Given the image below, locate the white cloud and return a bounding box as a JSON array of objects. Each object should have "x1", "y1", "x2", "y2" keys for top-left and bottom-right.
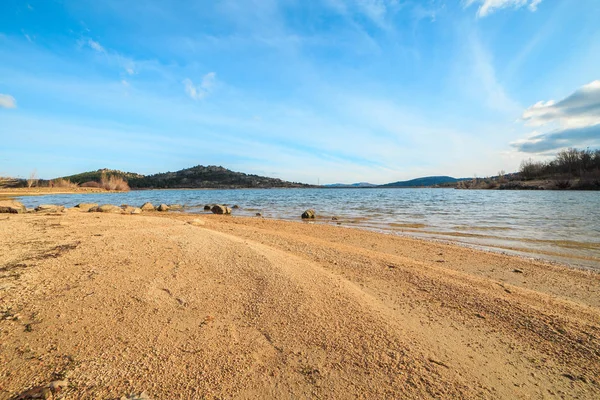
[
  {"x1": 512, "y1": 80, "x2": 600, "y2": 153},
  {"x1": 0, "y1": 94, "x2": 17, "y2": 109},
  {"x1": 183, "y1": 72, "x2": 217, "y2": 100},
  {"x1": 528, "y1": 0, "x2": 542, "y2": 11},
  {"x1": 465, "y1": 0, "x2": 543, "y2": 17},
  {"x1": 521, "y1": 80, "x2": 600, "y2": 129}
]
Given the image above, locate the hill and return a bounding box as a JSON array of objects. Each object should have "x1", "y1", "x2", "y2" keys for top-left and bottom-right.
[
  {"x1": 128, "y1": 165, "x2": 311, "y2": 189},
  {"x1": 59, "y1": 169, "x2": 144, "y2": 184},
  {"x1": 381, "y1": 176, "x2": 462, "y2": 187}
]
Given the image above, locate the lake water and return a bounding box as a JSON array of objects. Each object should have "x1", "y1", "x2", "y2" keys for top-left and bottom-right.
[{"x1": 16, "y1": 188, "x2": 600, "y2": 269}]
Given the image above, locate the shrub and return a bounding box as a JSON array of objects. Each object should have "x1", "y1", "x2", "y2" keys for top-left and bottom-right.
[
  {"x1": 99, "y1": 172, "x2": 130, "y2": 191},
  {"x1": 50, "y1": 178, "x2": 79, "y2": 188}
]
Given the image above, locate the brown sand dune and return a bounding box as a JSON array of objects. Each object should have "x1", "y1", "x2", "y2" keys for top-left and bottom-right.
[{"x1": 1, "y1": 211, "x2": 599, "y2": 399}]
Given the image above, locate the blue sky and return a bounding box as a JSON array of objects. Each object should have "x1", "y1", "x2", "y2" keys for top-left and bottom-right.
[{"x1": 1, "y1": 0, "x2": 599, "y2": 184}]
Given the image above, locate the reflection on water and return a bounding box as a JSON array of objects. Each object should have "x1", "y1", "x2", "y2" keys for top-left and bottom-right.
[{"x1": 17, "y1": 188, "x2": 600, "y2": 269}]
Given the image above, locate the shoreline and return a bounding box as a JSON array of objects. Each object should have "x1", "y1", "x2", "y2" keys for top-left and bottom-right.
[
  {"x1": 0, "y1": 187, "x2": 117, "y2": 199},
  {"x1": 4, "y1": 189, "x2": 599, "y2": 271},
  {"x1": 1, "y1": 210, "x2": 599, "y2": 398}
]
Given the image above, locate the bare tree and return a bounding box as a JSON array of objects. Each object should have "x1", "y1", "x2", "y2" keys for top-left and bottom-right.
[{"x1": 27, "y1": 169, "x2": 38, "y2": 188}]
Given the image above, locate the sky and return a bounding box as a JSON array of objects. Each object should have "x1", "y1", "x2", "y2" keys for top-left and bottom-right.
[{"x1": 0, "y1": 0, "x2": 599, "y2": 184}]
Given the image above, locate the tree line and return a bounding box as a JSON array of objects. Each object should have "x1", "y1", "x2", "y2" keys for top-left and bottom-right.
[{"x1": 519, "y1": 148, "x2": 600, "y2": 181}]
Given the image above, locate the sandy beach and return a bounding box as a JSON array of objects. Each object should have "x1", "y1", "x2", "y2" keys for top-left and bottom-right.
[
  {"x1": 1, "y1": 209, "x2": 599, "y2": 399},
  {"x1": 0, "y1": 188, "x2": 114, "y2": 200}
]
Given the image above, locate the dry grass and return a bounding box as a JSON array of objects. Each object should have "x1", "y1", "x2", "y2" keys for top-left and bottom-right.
[
  {"x1": 50, "y1": 178, "x2": 79, "y2": 189},
  {"x1": 99, "y1": 172, "x2": 130, "y2": 191}
]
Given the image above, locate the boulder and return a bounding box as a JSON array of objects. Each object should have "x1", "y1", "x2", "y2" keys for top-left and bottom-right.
[
  {"x1": 157, "y1": 204, "x2": 170, "y2": 212},
  {"x1": 301, "y1": 209, "x2": 316, "y2": 219},
  {"x1": 203, "y1": 205, "x2": 211, "y2": 211},
  {"x1": 256, "y1": 212, "x2": 262, "y2": 217},
  {"x1": 75, "y1": 203, "x2": 98, "y2": 211},
  {"x1": 232, "y1": 205, "x2": 240, "y2": 209},
  {"x1": 140, "y1": 202, "x2": 155, "y2": 211},
  {"x1": 121, "y1": 205, "x2": 136, "y2": 213},
  {"x1": 0, "y1": 200, "x2": 26, "y2": 214},
  {"x1": 35, "y1": 204, "x2": 65, "y2": 213},
  {"x1": 211, "y1": 204, "x2": 231, "y2": 215},
  {"x1": 130, "y1": 208, "x2": 143, "y2": 214},
  {"x1": 169, "y1": 204, "x2": 183, "y2": 211},
  {"x1": 92, "y1": 204, "x2": 123, "y2": 213}
]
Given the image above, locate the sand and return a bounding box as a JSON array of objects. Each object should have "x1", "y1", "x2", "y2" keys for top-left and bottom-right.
[{"x1": 1, "y1": 210, "x2": 599, "y2": 399}]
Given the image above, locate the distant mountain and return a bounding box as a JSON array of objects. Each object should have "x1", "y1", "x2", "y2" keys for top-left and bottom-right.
[
  {"x1": 381, "y1": 176, "x2": 462, "y2": 187},
  {"x1": 324, "y1": 182, "x2": 378, "y2": 188},
  {"x1": 128, "y1": 165, "x2": 312, "y2": 189}
]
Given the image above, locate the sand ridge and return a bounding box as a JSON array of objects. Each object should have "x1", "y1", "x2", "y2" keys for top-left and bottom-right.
[{"x1": 1, "y1": 210, "x2": 599, "y2": 399}]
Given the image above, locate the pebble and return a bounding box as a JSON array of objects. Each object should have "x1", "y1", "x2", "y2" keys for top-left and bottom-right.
[
  {"x1": 49, "y1": 380, "x2": 68, "y2": 391},
  {"x1": 121, "y1": 392, "x2": 151, "y2": 400}
]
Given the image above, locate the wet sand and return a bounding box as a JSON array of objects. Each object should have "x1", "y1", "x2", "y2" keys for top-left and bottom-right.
[{"x1": 1, "y1": 210, "x2": 599, "y2": 399}]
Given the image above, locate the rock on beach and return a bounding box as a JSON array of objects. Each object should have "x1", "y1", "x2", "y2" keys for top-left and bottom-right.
[
  {"x1": 211, "y1": 204, "x2": 231, "y2": 215},
  {"x1": 35, "y1": 204, "x2": 65, "y2": 213},
  {"x1": 140, "y1": 202, "x2": 155, "y2": 211},
  {"x1": 75, "y1": 203, "x2": 98, "y2": 211},
  {"x1": 0, "y1": 200, "x2": 26, "y2": 214},
  {"x1": 302, "y1": 209, "x2": 316, "y2": 219},
  {"x1": 90, "y1": 204, "x2": 123, "y2": 213}
]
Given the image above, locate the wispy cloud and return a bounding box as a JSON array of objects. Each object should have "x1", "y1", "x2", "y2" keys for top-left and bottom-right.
[
  {"x1": 512, "y1": 80, "x2": 600, "y2": 153},
  {"x1": 86, "y1": 39, "x2": 105, "y2": 53},
  {"x1": 465, "y1": 0, "x2": 543, "y2": 18},
  {"x1": 0, "y1": 94, "x2": 17, "y2": 109},
  {"x1": 466, "y1": 33, "x2": 521, "y2": 113},
  {"x1": 183, "y1": 72, "x2": 217, "y2": 100},
  {"x1": 325, "y1": 0, "x2": 402, "y2": 29}
]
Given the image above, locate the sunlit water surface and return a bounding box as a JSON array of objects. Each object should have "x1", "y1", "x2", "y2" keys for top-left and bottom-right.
[{"x1": 17, "y1": 188, "x2": 600, "y2": 269}]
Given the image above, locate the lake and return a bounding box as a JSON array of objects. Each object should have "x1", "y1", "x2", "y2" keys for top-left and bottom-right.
[{"x1": 16, "y1": 188, "x2": 600, "y2": 269}]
